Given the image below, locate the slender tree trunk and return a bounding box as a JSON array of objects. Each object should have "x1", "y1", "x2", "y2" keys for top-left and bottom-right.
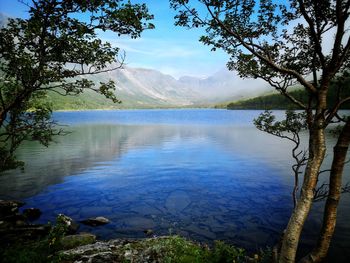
[
  {"x1": 300, "y1": 119, "x2": 350, "y2": 263},
  {"x1": 279, "y1": 122, "x2": 327, "y2": 262}
]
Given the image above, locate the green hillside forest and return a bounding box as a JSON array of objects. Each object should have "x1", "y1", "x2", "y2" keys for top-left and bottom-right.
[
  {"x1": 47, "y1": 89, "x2": 118, "y2": 110},
  {"x1": 226, "y1": 77, "x2": 350, "y2": 110},
  {"x1": 46, "y1": 89, "x2": 176, "y2": 110}
]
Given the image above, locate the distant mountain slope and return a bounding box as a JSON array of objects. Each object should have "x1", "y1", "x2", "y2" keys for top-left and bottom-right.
[
  {"x1": 47, "y1": 67, "x2": 270, "y2": 110},
  {"x1": 179, "y1": 69, "x2": 268, "y2": 103},
  {"x1": 46, "y1": 67, "x2": 198, "y2": 110},
  {"x1": 0, "y1": 12, "x2": 269, "y2": 109},
  {"x1": 104, "y1": 67, "x2": 198, "y2": 107},
  {"x1": 47, "y1": 89, "x2": 117, "y2": 110}
]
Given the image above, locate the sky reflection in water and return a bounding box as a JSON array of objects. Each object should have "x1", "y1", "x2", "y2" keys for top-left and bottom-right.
[{"x1": 0, "y1": 109, "x2": 349, "y2": 260}]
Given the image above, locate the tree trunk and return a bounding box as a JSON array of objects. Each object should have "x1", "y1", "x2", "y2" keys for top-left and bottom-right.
[
  {"x1": 279, "y1": 123, "x2": 326, "y2": 263},
  {"x1": 300, "y1": 119, "x2": 350, "y2": 263}
]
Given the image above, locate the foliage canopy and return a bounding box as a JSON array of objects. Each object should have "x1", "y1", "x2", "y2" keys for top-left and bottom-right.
[
  {"x1": 0, "y1": 0, "x2": 154, "y2": 171},
  {"x1": 171, "y1": 0, "x2": 350, "y2": 262}
]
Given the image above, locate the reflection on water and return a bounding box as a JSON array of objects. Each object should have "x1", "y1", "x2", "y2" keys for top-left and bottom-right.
[
  {"x1": 0, "y1": 124, "x2": 293, "y2": 200},
  {"x1": 0, "y1": 109, "x2": 349, "y2": 261}
]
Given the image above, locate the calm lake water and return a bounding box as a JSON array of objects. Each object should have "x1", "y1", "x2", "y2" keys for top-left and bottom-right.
[{"x1": 0, "y1": 109, "x2": 349, "y2": 260}]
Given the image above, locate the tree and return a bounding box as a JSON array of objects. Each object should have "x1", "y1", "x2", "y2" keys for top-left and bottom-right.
[
  {"x1": 0, "y1": 0, "x2": 154, "y2": 172},
  {"x1": 170, "y1": 0, "x2": 350, "y2": 262}
]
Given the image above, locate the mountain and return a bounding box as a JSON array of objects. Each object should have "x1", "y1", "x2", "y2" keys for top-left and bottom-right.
[
  {"x1": 48, "y1": 66, "x2": 269, "y2": 110},
  {"x1": 0, "y1": 12, "x2": 269, "y2": 109},
  {"x1": 179, "y1": 68, "x2": 268, "y2": 103},
  {"x1": 103, "y1": 67, "x2": 198, "y2": 107}
]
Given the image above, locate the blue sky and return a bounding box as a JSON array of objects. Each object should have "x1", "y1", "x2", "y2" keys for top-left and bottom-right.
[{"x1": 0, "y1": 0, "x2": 229, "y2": 78}]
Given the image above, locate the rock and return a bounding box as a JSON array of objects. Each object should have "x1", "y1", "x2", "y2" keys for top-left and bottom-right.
[
  {"x1": 143, "y1": 229, "x2": 154, "y2": 236},
  {"x1": 60, "y1": 233, "x2": 96, "y2": 250},
  {"x1": 0, "y1": 225, "x2": 51, "y2": 245},
  {"x1": 124, "y1": 250, "x2": 133, "y2": 260},
  {"x1": 23, "y1": 208, "x2": 42, "y2": 221},
  {"x1": 60, "y1": 236, "x2": 194, "y2": 263},
  {"x1": 60, "y1": 239, "x2": 133, "y2": 263},
  {"x1": 0, "y1": 213, "x2": 27, "y2": 228},
  {"x1": 0, "y1": 200, "x2": 25, "y2": 219},
  {"x1": 62, "y1": 241, "x2": 110, "y2": 256},
  {"x1": 80, "y1": 216, "x2": 110, "y2": 227},
  {"x1": 15, "y1": 225, "x2": 51, "y2": 238},
  {"x1": 15, "y1": 218, "x2": 27, "y2": 227},
  {"x1": 80, "y1": 252, "x2": 118, "y2": 263},
  {"x1": 0, "y1": 220, "x2": 9, "y2": 228},
  {"x1": 57, "y1": 214, "x2": 79, "y2": 234}
]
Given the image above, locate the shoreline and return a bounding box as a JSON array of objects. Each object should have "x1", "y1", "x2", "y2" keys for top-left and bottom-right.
[
  {"x1": 0, "y1": 199, "x2": 266, "y2": 262},
  {"x1": 53, "y1": 106, "x2": 216, "y2": 112}
]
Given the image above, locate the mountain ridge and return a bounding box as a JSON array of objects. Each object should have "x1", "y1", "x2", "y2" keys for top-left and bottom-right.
[
  {"x1": 47, "y1": 66, "x2": 270, "y2": 110},
  {"x1": 0, "y1": 12, "x2": 269, "y2": 109}
]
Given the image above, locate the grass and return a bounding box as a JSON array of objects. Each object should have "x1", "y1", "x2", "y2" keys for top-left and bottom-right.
[
  {"x1": 60, "y1": 235, "x2": 272, "y2": 263},
  {"x1": 0, "y1": 214, "x2": 272, "y2": 263},
  {"x1": 1, "y1": 235, "x2": 273, "y2": 263}
]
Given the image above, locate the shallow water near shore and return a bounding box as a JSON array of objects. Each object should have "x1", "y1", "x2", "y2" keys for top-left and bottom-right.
[{"x1": 0, "y1": 109, "x2": 349, "y2": 261}]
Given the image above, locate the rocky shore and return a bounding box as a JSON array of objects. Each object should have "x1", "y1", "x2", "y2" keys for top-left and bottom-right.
[
  {"x1": 0, "y1": 199, "x2": 269, "y2": 262},
  {"x1": 0, "y1": 200, "x2": 108, "y2": 245}
]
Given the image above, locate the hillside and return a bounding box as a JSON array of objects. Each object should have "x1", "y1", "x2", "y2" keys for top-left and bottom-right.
[
  {"x1": 45, "y1": 67, "x2": 269, "y2": 110},
  {"x1": 1, "y1": 13, "x2": 269, "y2": 110},
  {"x1": 226, "y1": 78, "x2": 350, "y2": 110}
]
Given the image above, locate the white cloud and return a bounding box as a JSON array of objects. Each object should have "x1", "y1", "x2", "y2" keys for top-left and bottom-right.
[
  {"x1": 108, "y1": 37, "x2": 201, "y2": 59},
  {"x1": 98, "y1": 34, "x2": 229, "y2": 78}
]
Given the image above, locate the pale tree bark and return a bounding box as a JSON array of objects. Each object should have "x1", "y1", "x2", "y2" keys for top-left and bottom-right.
[
  {"x1": 300, "y1": 119, "x2": 350, "y2": 263},
  {"x1": 279, "y1": 124, "x2": 327, "y2": 263},
  {"x1": 170, "y1": 1, "x2": 350, "y2": 262}
]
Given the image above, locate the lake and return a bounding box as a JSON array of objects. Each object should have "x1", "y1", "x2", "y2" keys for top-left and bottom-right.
[{"x1": 0, "y1": 109, "x2": 349, "y2": 261}]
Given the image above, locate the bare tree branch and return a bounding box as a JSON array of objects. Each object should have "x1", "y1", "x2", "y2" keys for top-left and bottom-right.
[
  {"x1": 202, "y1": 1, "x2": 318, "y2": 94},
  {"x1": 326, "y1": 96, "x2": 350, "y2": 124},
  {"x1": 297, "y1": 0, "x2": 326, "y2": 68},
  {"x1": 314, "y1": 182, "x2": 350, "y2": 202}
]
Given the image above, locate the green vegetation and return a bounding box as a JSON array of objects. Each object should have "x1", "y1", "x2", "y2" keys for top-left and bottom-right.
[
  {"x1": 227, "y1": 89, "x2": 305, "y2": 110},
  {"x1": 125, "y1": 237, "x2": 247, "y2": 263},
  {"x1": 1, "y1": 211, "x2": 271, "y2": 263},
  {"x1": 0, "y1": 0, "x2": 153, "y2": 171},
  {"x1": 1, "y1": 217, "x2": 68, "y2": 263},
  {"x1": 47, "y1": 91, "x2": 178, "y2": 110},
  {"x1": 226, "y1": 78, "x2": 350, "y2": 110},
  {"x1": 1, "y1": 233, "x2": 272, "y2": 263},
  {"x1": 47, "y1": 90, "x2": 118, "y2": 111},
  {"x1": 171, "y1": 1, "x2": 350, "y2": 262}
]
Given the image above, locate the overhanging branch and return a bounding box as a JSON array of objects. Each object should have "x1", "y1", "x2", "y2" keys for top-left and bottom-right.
[
  {"x1": 326, "y1": 96, "x2": 350, "y2": 124},
  {"x1": 203, "y1": 1, "x2": 317, "y2": 94}
]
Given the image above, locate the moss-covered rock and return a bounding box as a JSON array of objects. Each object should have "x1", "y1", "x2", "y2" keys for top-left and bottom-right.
[
  {"x1": 60, "y1": 233, "x2": 96, "y2": 250},
  {"x1": 0, "y1": 200, "x2": 25, "y2": 219},
  {"x1": 23, "y1": 208, "x2": 42, "y2": 221},
  {"x1": 2, "y1": 234, "x2": 272, "y2": 263},
  {"x1": 59, "y1": 236, "x2": 261, "y2": 263},
  {"x1": 79, "y1": 216, "x2": 110, "y2": 227}
]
